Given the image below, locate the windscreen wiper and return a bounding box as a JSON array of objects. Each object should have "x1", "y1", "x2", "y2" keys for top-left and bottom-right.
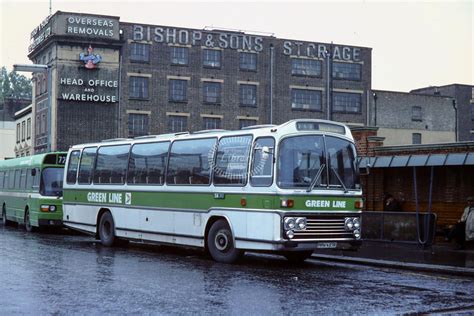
[
  {"x1": 306, "y1": 164, "x2": 326, "y2": 192},
  {"x1": 330, "y1": 166, "x2": 348, "y2": 193}
]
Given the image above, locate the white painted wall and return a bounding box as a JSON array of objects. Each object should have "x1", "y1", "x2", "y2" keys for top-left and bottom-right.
[{"x1": 0, "y1": 121, "x2": 16, "y2": 160}]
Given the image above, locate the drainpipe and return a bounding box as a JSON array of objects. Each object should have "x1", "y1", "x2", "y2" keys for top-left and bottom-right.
[
  {"x1": 452, "y1": 99, "x2": 457, "y2": 142},
  {"x1": 269, "y1": 44, "x2": 274, "y2": 124},
  {"x1": 373, "y1": 92, "x2": 378, "y2": 126}
]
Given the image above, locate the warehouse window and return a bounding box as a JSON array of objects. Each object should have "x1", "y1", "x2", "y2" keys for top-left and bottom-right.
[
  {"x1": 240, "y1": 84, "x2": 257, "y2": 107},
  {"x1": 203, "y1": 49, "x2": 221, "y2": 68},
  {"x1": 333, "y1": 92, "x2": 361, "y2": 113},
  {"x1": 21, "y1": 121, "x2": 25, "y2": 142},
  {"x1": 471, "y1": 104, "x2": 474, "y2": 121},
  {"x1": 129, "y1": 76, "x2": 149, "y2": 99},
  {"x1": 171, "y1": 47, "x2": 189, "y2": 65},
  {"x1": 203, "y1": 117, "x2": 221, "y2": 130},
  {"x1": 412, "y1": 133, "x2": 422, "y2": 144},
  {"x1": 292, "y1": 58, "x2": 321, "y2": 77},
  {"x1": 412, "y1": 106, "x2": 423, "y2": 121},
  {"x1": 16, "y1": 124, "x2": 20, "y2": 143},
  {"x1": 203, "y1": 82, "x2": 222, "y2": 104},
  {"x1": 332, "y1": 62, "x2": 361, "y2": 80},
  {"x1": 41, "y1": 114, "x2": 46, "y2": 134},
  {"x1": 168, "y1": 115, "x2": 187, "y2": 133},
  {"x1": 128, "y1": 113, "x2": 149, "y2": 138},
  {"x1": 291, "y1": 89, "x2": 322, "y2": 111},
  {"x1": 130, "y1": 43, "x2": 150, "y2": 62},
  {"x1": 169, "y1": 79, "x2": 187, "y2": 102},
  {"x1": 239, "y1": 119, "x2": 257, "y2": 129},
  {"x1": 27, "y1": 118, "x2": 31, "y2": 139},
  {"x1": 240, "y1": 52, "x2": 257, "y2": 71}
]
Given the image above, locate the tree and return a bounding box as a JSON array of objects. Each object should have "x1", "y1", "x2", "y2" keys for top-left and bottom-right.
[{"x1": 0, "y1": 66, "x2": 32, "y2": 102}]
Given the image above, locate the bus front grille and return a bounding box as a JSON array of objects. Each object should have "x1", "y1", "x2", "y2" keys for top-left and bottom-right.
[{"x1": 292, "y1": 215, "x2": 358, "y2": 241}]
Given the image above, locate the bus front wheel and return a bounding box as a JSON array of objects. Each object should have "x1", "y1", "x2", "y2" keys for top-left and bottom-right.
[
  {"x1": 24, "y1": 209, "x2": 35, "y2": 232},
  {"x1": 99, "y1": 212, "x2": 116, "y2": 247},
  {"x1": 207, "y1": 219, "x2": 243, "y2": 264}
]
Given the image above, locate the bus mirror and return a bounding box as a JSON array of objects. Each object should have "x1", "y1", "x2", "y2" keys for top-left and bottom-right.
[
  {"x1": 261, "y1": 146, "x2": 269, "y2": 159},
  {"x1": 31, "y1": 169, "x2": 36, "y2": 177},
  {"x1": 360, "y1": 164, "x2": 371, "y2": 176}
]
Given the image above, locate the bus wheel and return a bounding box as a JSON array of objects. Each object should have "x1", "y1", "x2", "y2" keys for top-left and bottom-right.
[
  {"x1": 24, "y1": 209, "x2": 35, "y2": 232},
  {"x1": 2, "y1": 205, "x2": 11, "y2": 226},
  {"x1": 207, "y1": 219, "x2": 243, "y2": 263},
  {"x1": 283, "y1": 251, "x2": 313, "y2": 263},
  {"x1": 99, "y1": 212, "x2": 116, "y2": 247}
]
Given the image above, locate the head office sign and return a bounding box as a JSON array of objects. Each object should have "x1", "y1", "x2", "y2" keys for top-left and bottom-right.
[{"x1": 58, "y1": 49, "x2": 118, "y2": 104}]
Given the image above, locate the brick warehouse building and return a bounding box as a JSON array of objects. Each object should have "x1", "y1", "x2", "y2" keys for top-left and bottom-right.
[{"x1": 27, "y1": 11, "x2": 371, "y2": 152}]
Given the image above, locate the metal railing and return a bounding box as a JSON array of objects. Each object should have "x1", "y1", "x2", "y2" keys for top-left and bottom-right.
[{"x1": 361, "y1": 211, "x2": 437, "y2": 246}]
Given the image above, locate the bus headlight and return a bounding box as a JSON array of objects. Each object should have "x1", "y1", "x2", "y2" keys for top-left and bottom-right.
[
  {"x1": 41, "y1": 205, "x2": 56, "y2": 212},
  {"x1": 353, "y1": 218, "x2": 360, "y2": 229},
  {"x1": 284, "y1": 217, "x2": 296, "y2": 230},
  {"x1": 344, "y1": 218, "x2": 354, "y2": 230},
  {"x1": 295, "y1": 217, "x2": 307, "y2": 230},
  {"x1": 354, "y1": 229, "x2": 361, "y2": 240},
  {"x1": 286, "y1": 230, "x2": 295, "y2": 239}
]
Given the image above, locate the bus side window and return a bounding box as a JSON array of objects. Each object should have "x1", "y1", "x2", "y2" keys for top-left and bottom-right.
[
  {"x1": 214, "y1": 135, "x2": 252, "y2": 186},
  {"x1": 78, "y1": 147, "x2": 97, "y2": 185},
  {"x1": 26, "y1": 169, "x2": 33, "y2": 190},
  {"x1": 250, "y1": 137, "x2": 275, "y2": 187},
  {"x1": 20, "y1": 169, "x2": 27, "y2": 189},
  {"x1": 66, "y1": 150, "x2": 81, "y2": 184},
  {"x1": 167, "y1": 138, "x2": 216, "y2": 185},
  {"x1": 32, "y1": 168, "x2": 40, "y2": 189},
  {"x1": 94, "y1": 145, "x2": 130, "y2": 185},
  {"x1": 6, "y1": 170, "x2": 12, "y2": 189},
  {"x1": 128, "y1": 142, "x2": 169, "y2": 185},
  {"x1": 14, "y1": 169, "x2": 21, "y2": 189},
  {"x1": 0, "y1": 171, "x2": 4, "y2": 189}
]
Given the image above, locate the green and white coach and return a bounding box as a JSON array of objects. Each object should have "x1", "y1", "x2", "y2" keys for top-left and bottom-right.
[{"x1": 62, "y1": 119, "x2": 363, "y2": 263}]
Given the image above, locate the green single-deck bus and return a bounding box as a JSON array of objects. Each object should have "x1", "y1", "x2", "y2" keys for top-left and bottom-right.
[
  {"x1": 0, "y1": 152, "x2": 66, "y2": 231},
  {"x1": 63, "y1": 119, "x2": 363, "y2": 263}
]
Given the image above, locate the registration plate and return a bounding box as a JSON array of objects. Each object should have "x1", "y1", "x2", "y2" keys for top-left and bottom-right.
[{"x1": 316, "y1": 242, "x2": 337, "y2": 249}]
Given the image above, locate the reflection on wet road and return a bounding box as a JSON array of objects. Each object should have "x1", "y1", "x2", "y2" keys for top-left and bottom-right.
[{"x1": 1, "y1": 225, "x2": 473, "y2": 314}]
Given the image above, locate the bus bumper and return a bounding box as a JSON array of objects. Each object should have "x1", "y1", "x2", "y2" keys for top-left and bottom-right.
[
  {"x1": 38, "y1": 219, "x2": 63, "y2": 227},
  {"x1": 278, "y1": 240, "x2": 362, "y2": 251}
]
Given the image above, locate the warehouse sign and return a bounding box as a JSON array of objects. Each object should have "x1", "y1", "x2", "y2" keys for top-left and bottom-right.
[
  {"x1": 133, "y1": 25, "x2": 264, "y2": 52},
  {"x1": 132, "y1": 25, "x2": 362, "y2": 61},
  {"x1": 283, "y1": 41, "x2": 361, "y2": 62}
]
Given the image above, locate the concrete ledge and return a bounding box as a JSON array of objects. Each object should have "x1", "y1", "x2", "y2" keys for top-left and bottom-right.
[{"x1": 311, "y1": 253, "x2": 474, "y2": 277}]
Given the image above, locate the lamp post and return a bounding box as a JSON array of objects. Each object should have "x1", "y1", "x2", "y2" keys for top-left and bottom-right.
[
  {"x1": 13, "y1": 64, "x2": 52, "y2": 152},
  {"x1": 325, "y1": 49, "x2": 332, "y2": 121}
]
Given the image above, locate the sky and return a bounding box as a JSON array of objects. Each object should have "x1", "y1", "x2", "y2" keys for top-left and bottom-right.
[{"x1": 0, "y1": 0, "x2": 472, "y2": 92}]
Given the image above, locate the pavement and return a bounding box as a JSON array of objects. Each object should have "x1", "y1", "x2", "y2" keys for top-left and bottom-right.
[{"x1": 312, "y1": 240, "x2": 474, "y2": 277}]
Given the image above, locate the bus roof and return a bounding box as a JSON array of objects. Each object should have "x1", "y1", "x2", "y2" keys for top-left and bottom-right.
[
  {"x1": 0, "y1": 152, "x2": 67, "y2": 170},
  {"x1": 70, "y1": 119, "x2": 354, "y2": 149}
]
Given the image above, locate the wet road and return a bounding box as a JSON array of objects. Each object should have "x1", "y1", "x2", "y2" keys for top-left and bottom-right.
[{"x1": 1, "y1": 225, "x2": 473, "y2": 315}]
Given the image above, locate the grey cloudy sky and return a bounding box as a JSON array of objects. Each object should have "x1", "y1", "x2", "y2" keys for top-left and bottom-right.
[{"x1": 0, "y1": 0, "x2": 472, "y2": 92}]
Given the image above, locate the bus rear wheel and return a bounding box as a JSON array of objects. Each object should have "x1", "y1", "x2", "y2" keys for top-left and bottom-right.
[
  {"x1": 283, "y1": 251, "x2": 313, "y2": 263},
  {"x1": 24, "y1": 209, "x2": 35, "y2": 232},
  {"x1": 99, "y1": 211, "x2": 116, "y2": 247},
  {"x1": 207, "y1": 219, "x2": 243, "y2": 263}
]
